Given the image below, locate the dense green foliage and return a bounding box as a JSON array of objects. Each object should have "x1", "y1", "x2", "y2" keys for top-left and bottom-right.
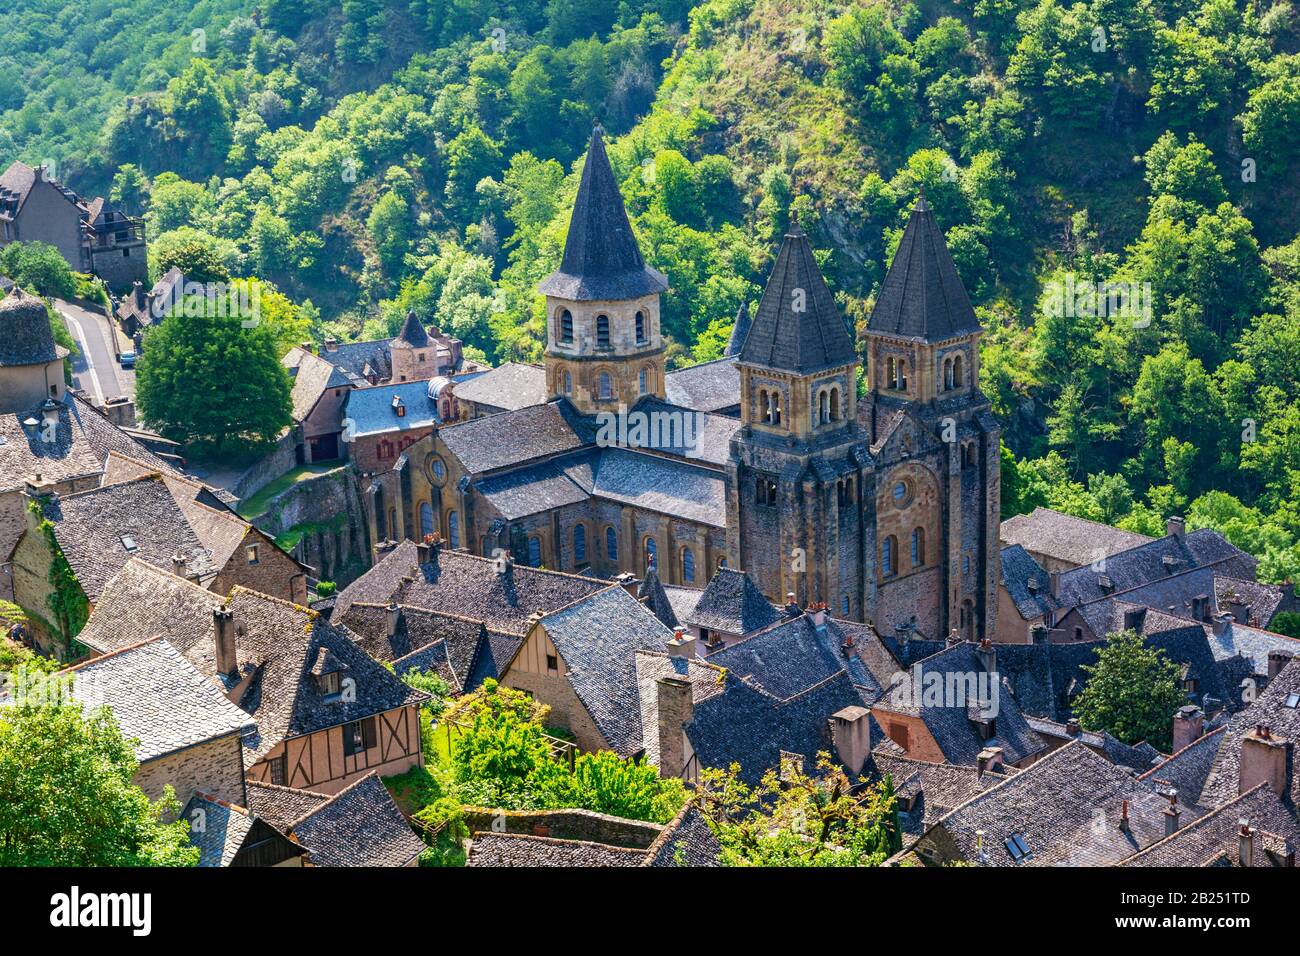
[
  {"x1": 134, "y1": 302, "x2": 293, "y2": 459},
  {"x1": 0, "y1": 691, "x2": 199, "y2": 865},
  {"x1": 1072, "y1": 630, "x2": 1189, "y2": 750},
  {"x1": 4, "y1": 0, "x2": 1298, "y2": 575},
  {"x1": 0, "y1": 241, "x2": 77, "y2": 299},
  {"x1": 698, "y1": 754, "x2": 901, "y2": 866}
]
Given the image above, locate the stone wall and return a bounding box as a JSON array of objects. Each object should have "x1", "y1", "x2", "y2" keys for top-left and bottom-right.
[
  {"x1": 249, "y1": 465, "x2": 371, "y2": 586},
  {"x1": 134, "y1": 732, "x2": 247, "y2": 810},
  {"x1": 209, "y1": 527, "x2": 307, "y2": 605},
  {"x1": 230, "y1": 429, "x2": 300, "y2": 502},
  {"x1": 461, "y1": 806, "x2": 663, "y2": 848}
]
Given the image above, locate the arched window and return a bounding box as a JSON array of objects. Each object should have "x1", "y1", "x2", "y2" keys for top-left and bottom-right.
[
  {"x1": 899, "y1": 359, "x2": 909, "y2": 390},
  {"x1": 563, "y1": 370, "x2": 572, "y2": 395},
  {"x1": 841, "y1": 595, "x2": 850, "y2": 615},
  {"x1": 717, "y1": 555, "x2": 728, "y2": 568},
  {"x1": 911, "y1": 527, "x2": 925, "y2": 568},
  {"x1": 953, "y1": 353, "x2": 964, "y2": 388},
  {"x1": 598, "y1": 372, "x2": 613, "y2": 399},
  {"x1": 882, "y1": 536, "x2": 897, "y2": 576},
  {"x1": 886, "y1": 356, "x2": 897, "y2": 389},
  {"x1": 596, "y1": 314, "x2": 610, "y2": 347},
  {"x1": 770, "y1": 391, "x2": 782, "y2": 425},
  {"x1": 818, "y1": 390, "x2": 828, "y2": 425},
  {"x1": 559, "y1": 309, "x2": 573, "y2": 344},
  {"x1": 682, "y1": 547, "x2": 695, "y2": 583},
  {"x1": 830, "y1": 387, "x2": 840, "y2": 421},
  {"x1": 645, "y1": 537, "x2": 657, "y2": 570},
  {"x1": 638, "y1": 368, "x2": 648, "y2": 395},
  {"x1": 420, "y1": 502, "x2": 434, "y2": 539},
  {"x1": 447, "y1": 511, "x2": 460, "y2": 549},
  {"x1": 527, "y1": 536, "x2": 542, "y2": 567},
  {"x1": 943, "y1": 357, "x2": 953, "y2": 391},
  {"x1": 573, "y1": 524, "x2": 587, "y2": 564},
  {"x1": 759, "y1": 389, "x2": 769, "y2": 423},
  {"x1": 605, "y1": 526, "x2": 618, "y2": 561},
  {"x1": 635, "y1": 311, "x2": 646, "y2": 344}
]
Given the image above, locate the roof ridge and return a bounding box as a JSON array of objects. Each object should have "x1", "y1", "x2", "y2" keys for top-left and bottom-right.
[
  {"x1": 58, "y1": 635, "x2": 165, "y2": 673},
  {"x1": 1138, "y1": 725, "x2": 1227, "y2": 779},
  {"x1": 246, "y1": 779, "x2": 331, "y2": 799},
  {"x1": 228, "y1": 584, "x2": 318, "y2": 619},
  {"x1": 192, "y1": 790, "x2": 255, "y2": 818},
  {"x1": 422, "y1": 546, "x2": 608, "y2": 586},
  {"x1": 118, "y1": 556, "x2": 225, "y2": 599},
  {"x1": 285, "y1": 770, "x2": 383, "y2": 831},
  {"x1": 1123, "y1": 782, "x2": 1273, "y2": 862},
  {"x1": 50, "y1": 471, "x2": 164, "y2": 503},
  {"x1": 469, "y1": 830, "x2": 648, "y2": 855}
]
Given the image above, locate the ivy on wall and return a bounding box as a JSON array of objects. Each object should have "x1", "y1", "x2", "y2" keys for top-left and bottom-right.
[{"x1": 27, "y1": 500, "x2": 89, "y2": 654}]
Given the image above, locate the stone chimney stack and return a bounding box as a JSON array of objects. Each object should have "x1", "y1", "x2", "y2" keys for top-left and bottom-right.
[
  {"x1": 1212, "y1": 612, "x2": 1234, "y2": 636},
  {"x1": 1030, "y1": 622, "x2": 1049, "y2": 645},
  {"x1": 1268, "y1": 651, "x2": 1293, "y2": 681},
  {"x1": 1166, "y1": 515, "x2": 1185, "y2": 539},
  {"x1": 830, "y1": 706, "x2": 872, "y2": 776},
  {"x1": 785, "y1": 592, "x2": 800, "y2": 617},
  {"x1": 385, "y1": 602, "x2": 402, "y2": 638},
  {"x1": 977, "y1": 638, "x2": 997, "y2": 675},
  {"x1": 372, "y1": 539, "x2": 397, "y2": 565},
  {"x1": 976, "y1": 746, "x2": 1004, "y2": 775},
  {"x1": 213, "y1": 608, "x2": 238, "y2": 679},
  {"x1": 171, "y1": 552, "x2": 188, "y2": 577},
  {"x1": 1172, "y1": 705, "x2": 1204, "y2": 753},
  {"x1": 615, "y1": 572, "x2": 638, "y2": 597},
  {"x1": 808, "y1": 602, "x2": 828, "y2": 631},
  {"x1": 667, "y1": 625, "x2": 696, "y2": 659},
  {"x1": 1048, "y1": 570, "x2": 1061, "y2": 598},
  {"x1": 1239, "y1": 725, "x2": 1289, "y2": 797},
  {"x1": 1238, "y1": 820, "x2": 1255, "y2": 867},
  {"x1": 1122, "y1": 607, "x2": 1147, "y2": 633},
  {"x1": 1163, "y1": 791, "x2": 1181, "y2": 838},
  {"x1": 656, "y1": 676, "x2": 694, "y2": 779},
  {"x1": 1190, "y1": 594, "x2": 1210, "y2": 622}
]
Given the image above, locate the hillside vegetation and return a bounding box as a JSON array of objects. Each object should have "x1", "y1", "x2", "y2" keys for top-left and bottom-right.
[{"x1": 2, "y1": 0, "x2": 1299, "y2": 581}]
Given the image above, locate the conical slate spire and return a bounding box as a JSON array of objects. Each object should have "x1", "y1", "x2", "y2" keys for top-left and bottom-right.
[
  {"x1": 538, "y1": 126, "x2": 668, "y2": 302},
  {"x1": 868, "y1": 195, "x2": 980, "y2": 341},
  {"x1": 724, "y1": 301, "x2": 752, "y2": 357},
  {"x1": 738, "y1": 215, "x2": 856, "y2": 374},
  {"x1": 396, "y1": 309, "x2": 429, "y2": 348}
]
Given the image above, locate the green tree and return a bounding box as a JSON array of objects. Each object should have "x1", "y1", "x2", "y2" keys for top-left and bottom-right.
[
  {"x1": 368, "y1": 190, "x2": 411, "y2": 279},
  {"x1": 135, "y1": 307, "x2": 292, "y2": 459},
  {"x1": 1072, "y1": 631, "x2": 1188, "y2": 751},
  {"x1": 0, "y1": 695, "x2": 197, "y2": 865},
  {"x1": 0, "y1": 242, "x2": 76, "y2": 299},
  {"x1": 153, "y1": 234, "x2": 233, "y2": 285}
]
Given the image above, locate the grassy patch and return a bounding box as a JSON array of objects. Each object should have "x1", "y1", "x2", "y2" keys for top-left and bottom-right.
[{"x1": 236, "y1": 461, "x2": 343, "y2": 520}]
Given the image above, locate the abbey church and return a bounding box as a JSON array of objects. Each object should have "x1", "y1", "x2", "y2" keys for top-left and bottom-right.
[{"x1": 396, "y1": 127, "x2": 1002, "y2": 643}]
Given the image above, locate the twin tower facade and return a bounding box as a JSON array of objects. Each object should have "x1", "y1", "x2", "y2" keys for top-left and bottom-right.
[{"x1": 537, "y1": 128, "x2": 1000, "y2": 642}]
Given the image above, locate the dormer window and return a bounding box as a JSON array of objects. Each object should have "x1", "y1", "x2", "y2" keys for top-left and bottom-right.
[{"x1": 319, "y1": 670, "x2": 341, "y2": 697}]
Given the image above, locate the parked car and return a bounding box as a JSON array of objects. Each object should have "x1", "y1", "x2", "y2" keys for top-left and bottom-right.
[{"x1": 119, "y1": 350, "x2": 137, "y2": 369}]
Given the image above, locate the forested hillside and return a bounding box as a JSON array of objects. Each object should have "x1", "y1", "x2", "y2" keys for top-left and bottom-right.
[{"x1": 2, "y1": 0, "x2": 1298, "y2": 582}]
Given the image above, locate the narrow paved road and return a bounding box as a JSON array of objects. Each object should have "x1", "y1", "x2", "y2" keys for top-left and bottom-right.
[{"x1": 56, "y1": 298, "x2": 133, "y2": 403}]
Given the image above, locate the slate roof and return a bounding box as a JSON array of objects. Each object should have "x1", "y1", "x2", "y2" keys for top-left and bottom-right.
[
  {"x1": 877, "y1": 642, "x2": 1046, "y2": 766},
  {"x1": 636, "y1": 565, "x2": 678, "y2": 629},
  {"x1": 1196, "y1": 657, "x2": 1300, "y2": 809},
  {"x1": 466, "y1": 832, "x2": 646, "y2": 866},
  {"x1": 1121, "y1": 784, "x2": 1300, "y2": 867},
  {"x1": 451, "y1": 362, "x2": 548, "y2": 411},
  {"x1": 739, "y1": 220, "x2": 856, "y2": 374},
  {"x1": 724, "y1": 301, "x2": 752, "y2": 357},
  {"x1": 868, "y1": 195, "x2": 981, "y2": 342},
  {"x1": 661, "y1": 585, "x2": 704, "y2": 625},
  {"x1": 537, "y1": 127, "x2": 668, "y2": 302},
  {"x1": 35, "y1": 475, "x2": 216, "y2": 601},
  {"x1": 591, "y1": 448, "x2": 727, "y2": 527},
  {"x1": 530, "y1": 585, "x2": 673, "y2": 757},
  {"x1": 439, "y1": 400, "x2": 593, "y2": 474},
  {"x1": 283, "y1": 348, "x2": 345, "y2": 424},
  {"x1": 0, "y1": 161, "x2": 38, "y2": 212},
  {"x1": 1141, "y1": 726, "x2": 1227, "y2": 808},
  {"x1": 999, "y1": 507, "x2": 1154, "y2": 568},
  {"x1": 641, "y1": 803, "x2": 722, "y2": 866},
  {"x1": 868, "y1": 752, "x2": 1014, "y2": 840},
  {"x1": 0, "y1": 288, "x2": 66, "y2": 367},
  {"x1": 336, "y1": 542, "x2": 606, "y2": 636},
  {"x1": 75, "y1": 557, "x2": 220, "y2": 655},
  {"x1": 915, "y1": 741, "x2": 1197, "y2": 866},
  {"x1": 664, "y1": 358, "x2": 741, "y2": 414},
  {"x1": 627, "y1": 397, "x2": 742, "y2": 466},
  {"x1": 685, "y1": 568, "x2": 780, "y2": 636},
  {"x1": 999, "y1": 544, "x2": 1058, "y2": 621},
  {"x1": 183, "y1": 795, "x2": 255, "y2": 867},
  {"x1": 244, "y1": 781, "x2": 331, "y2": 832},
  {"x1": 312, "y1": 339, "x2": 393, "y2": 387},
  {"x1": 343, "y1": 380, "x2": 443, "y2": 438},
  {"x1": 61, "y1": 638, "x2": 253, "y2": 762},
  {"x1": 1054, "y1": 528, "x2": 1255, "y2": 611},
  {"x1": 1087, "y1": 565, "x2": 1283, "y2": 634},
  {"x1": 396, "y1": 311, "x2": 429, "y2": 348},
  {"x1": 0, "y1": 394, "x2": 173, "y2": 494},
  {"x1": 1206, "y1": 622, "x2": 1300, "y2": 679},
  {"x1": 287, "y1": 773, "x2": 424, "y2": 867},
  {"x1": 475, "y1": 458, "x2": 591, "y2": 520}
]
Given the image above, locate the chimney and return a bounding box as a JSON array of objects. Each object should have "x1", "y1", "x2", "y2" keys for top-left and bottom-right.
[
  {"x1": 385, "y1": 602, "x2": 402, "y2": 638},
  {"x1": 1048, "y1": 570, "x2": 1061, "y2": 598},
  {"x1": 977, "y1": 638, "x2": 996, "y2": 675},
  {"x1": 1212, "y1": 612, "x2": 1234, "y2": 636},
  {"x1": 102, "y1": 395, "x2": 136, "y2": 428},
  {"x1": 1190, "y1": 594, "x2": 1210, "y2": 622},
  {"x1": 372, "y1": 539, "x2": 397, "y2": 564},
  {"x1": 656, "y1": 676, "x2": 694, "y2": 779},
  {"x1": 1119, "y1": 800, "x2": 1131, "y2": 834},
  {"x1": 1172, "y1": 705, "x2": 1204, "y2": 753},
  {"x1": 830, "y1": 706, "x2": 872, "y2": 776},
  {"x1": 1239, "y1": 820, "x2": 1255, "y2": 867},
  {"x1": 1164, "y1": 792, "x2": 1181, "y2": 838},
  {"x1": 1030, "y1": 622, "x2": 1049, "y2": 645},
  {"x1": 947, "y1": 627, "x2": 962, "y2": 646},
  {"x1": 1065, "y1": 718, "x2": 1081, "y2": 736},
  {"x1": 324, "y1": 336, "x2": 339, "y2": 352},
  {"x1": 300, "y1": 340, "x2": 315, "y2": 355},
  {"x1": 1267, "y1": 650, "x2": 1293, "y2": 681},
  {"x1": 171, "y1": 552, "x2": 188, "y2": 577},
  {"x1": 213, "y1": 608, "x2": 238, "y2": 679},
  {"x1": 976, "y1": 746, "x2": 1004, "y2": 774},
  {"x1": 785, "y1": 592, "x2": 800, "y2": 617},
  {"x1": 1239, "y1": 725, "x2": 1289, "y2": 797},
  {"x1": 667, "y1": 625, "x2": 696, "y2": 659},
  {"x1": 1166, "y1": 515, "x2": 1185, "y2": 539},
  {"x1": 615, "y1": 572, "x2": 638, "y2": 597},
  {"x1": 1122, "y1": 607, "x2": 1147, "y2": 633},
  {"x1": 808, "y1": 602, "x2": 827, "y2": 631},
  {"x1": 24, "y1": 473, "x2": 57, "y2": 498}
]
